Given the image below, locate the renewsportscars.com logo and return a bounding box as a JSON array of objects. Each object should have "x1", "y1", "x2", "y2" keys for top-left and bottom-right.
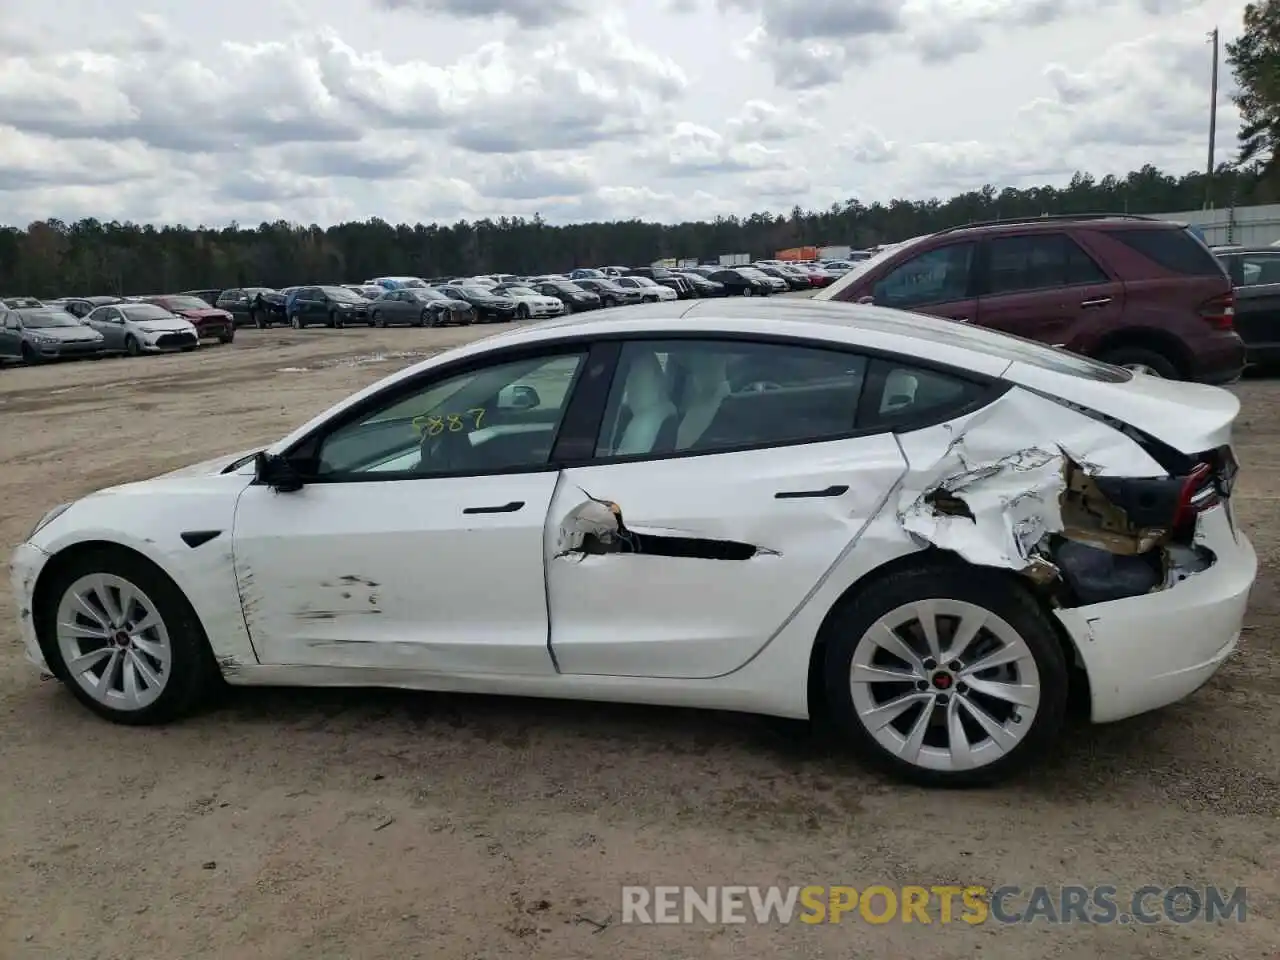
[{"x1": 621, "y1": 885, "x2": 1249, "y2": 925}]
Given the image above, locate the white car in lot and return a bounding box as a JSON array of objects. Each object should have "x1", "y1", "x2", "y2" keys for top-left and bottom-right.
[
  {"x1": 9, "y1": 299, "x2": 1254, "y2": 786},
  {"x1": 615, "y1": 276, "x2": 679, "y2": 302},
  {"x1": 493, "y1": 284, "x2": 567, "y2": 319}
]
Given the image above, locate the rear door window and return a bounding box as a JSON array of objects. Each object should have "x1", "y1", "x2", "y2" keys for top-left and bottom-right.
[
  {"x1": 1108, "y1": 227, "x2": 1226, "y2": 277},
  {"x1": 1237, "y1": 251, "x2": 1280, "y2": 286},
  {"x1": 984, "y1": 233, "x2": 1109, "y2": 294}
]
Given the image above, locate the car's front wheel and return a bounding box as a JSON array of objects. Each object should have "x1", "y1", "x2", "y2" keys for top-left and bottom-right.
[
  {"x1": 822, "y1": 561, "x2": 1068, "y2": 787},
  {"x1": 39, "y1": 547, "x2": 221, "y2": 725}
]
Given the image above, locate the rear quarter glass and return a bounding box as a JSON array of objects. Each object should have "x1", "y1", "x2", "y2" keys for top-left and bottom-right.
[{"x1": 1103, "y1": 227, "x2": 1228, "y2": 278}]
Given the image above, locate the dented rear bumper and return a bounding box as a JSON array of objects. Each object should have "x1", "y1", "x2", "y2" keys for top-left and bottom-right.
[{"x1": 1053, "y1": 505, "x2": 1254, "y2": 723}]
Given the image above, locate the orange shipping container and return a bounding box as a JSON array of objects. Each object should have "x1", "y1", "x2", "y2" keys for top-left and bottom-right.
[{"x1": 776, "y1": 246, "x2": 818, "y2": 261}]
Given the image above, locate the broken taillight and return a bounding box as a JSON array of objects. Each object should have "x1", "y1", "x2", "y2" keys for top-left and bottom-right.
[
  {"x1": 1197, "y1": 292, "x2": 1235, "y2": 330},
  {"x1": 1173, "y1": 461, "x2": 1219, "y2": 528}
]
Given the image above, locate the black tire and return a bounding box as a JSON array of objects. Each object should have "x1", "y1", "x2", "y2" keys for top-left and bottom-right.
[
  {"x1": 517, "y1": 304, "x2": 530, "y2": 320},
  {"x1": 821, "y1": 560, "x2": 1069, "y2": 788},
  {"x1": 252, "y1": 309, "x2": 265, "y2": 330},
  {"x1": 21, "y1": 342, "x2": 39, "y2": 364},
  {"x1": 743, "y1": 287, "x2": 754, "y2": 297},
  {"x1": 373, "y1": 310, "x2": 386, "y2": 328},
  {"x1": 36, "y1": 546, "x2": 222, "y2": 726},
  {"x1": 125, "y1": 335, "x2": 141, "y2": 357},
  {"x1": 329, "y1": 311, "x2": 344, "y2": 329},
  {"x1": 1096, "y1": 346, "x2": 1179, "y2": 379},
  {"x1": 218, "y1": 332, "x2": 234, "y2": 344},
  {"x1": 290, "y1": 314, "x2": 303, "y2": 330}
]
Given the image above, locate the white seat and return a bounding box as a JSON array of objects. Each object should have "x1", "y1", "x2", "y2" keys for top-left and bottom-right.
[{"x1": 616, "y1": 352, "x2": 678, "y2": 455}]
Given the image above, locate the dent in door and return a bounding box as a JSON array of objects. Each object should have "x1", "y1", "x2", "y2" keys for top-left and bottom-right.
[{"x1": 544, "y1": 437, "x2": 908, "y2": 680}]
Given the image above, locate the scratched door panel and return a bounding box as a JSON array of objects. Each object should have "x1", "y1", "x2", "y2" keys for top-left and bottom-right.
[
  {"x1": 545, "y1": 435, "x2": 907, "y2": 679},
  {"x1": 231, "y1": 473, "x2": 561, "y2": 674}
]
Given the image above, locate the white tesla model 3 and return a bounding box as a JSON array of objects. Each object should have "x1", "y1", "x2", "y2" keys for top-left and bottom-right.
[{"x1": 9, "y1": 299, "x2": 1255, "y2": 786}]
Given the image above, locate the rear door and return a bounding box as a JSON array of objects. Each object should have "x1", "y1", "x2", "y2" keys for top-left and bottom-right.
[
  {"x1": 1225, "y1": 250, "x2": 1280, "y2": 359},
  {"x1": 866, "y1": 241, "x2": 979, "y2": 323},
  {"x1": 974, "y1": 231, "x2": 1123, "y2": 349},
  {"x1": 545, "y1": 337, "x2": 911, "y2": 679}
]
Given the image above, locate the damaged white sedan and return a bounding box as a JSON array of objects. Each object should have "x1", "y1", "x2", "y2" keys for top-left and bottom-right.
[{"x1": 9, "y1": 299, "x2": 1255, "y2": 786}]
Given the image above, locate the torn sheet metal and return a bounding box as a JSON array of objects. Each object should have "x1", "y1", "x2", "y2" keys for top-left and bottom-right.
[
  {"x1": 896, "y1": 388, "x2": 1167, "y2": 574},
  {"x1": 555, "y1": 491, "x2": 771, "y2": 561}
]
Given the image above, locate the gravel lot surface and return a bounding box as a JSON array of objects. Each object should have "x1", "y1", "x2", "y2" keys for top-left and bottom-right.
[{"x1": 0, "y1": 324, "x2": 1276, "y2": 959}]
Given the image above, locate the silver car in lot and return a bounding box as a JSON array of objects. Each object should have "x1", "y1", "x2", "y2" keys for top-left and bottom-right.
[
  {"x1": 0, "y1": 306, "x2": 106, "y2": 363},
  {"x1": 83, "y1": 302, "x2": 200, "y2": 355}
]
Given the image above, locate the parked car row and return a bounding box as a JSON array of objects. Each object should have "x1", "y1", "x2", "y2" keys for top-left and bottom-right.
[{"x1": 0, "y1": 293, "x2": 235, "y2": 364}]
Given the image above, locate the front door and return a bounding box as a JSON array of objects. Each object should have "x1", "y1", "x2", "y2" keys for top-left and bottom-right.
[
  {"x1": 87, "y1": 307, "x2": 127, "y2": 350},
  {"x1": 0, "y1": 310, "x2": 18, "y2": 357},
  {"x1": 231, "y1": 347, "x2": 590, "y2": 673},
  {"x1": 975, "y1": 231, "x2": 1124, "y2": 349},
  {"x1": 545, "y1": 337, "x2": 909, "y2": 679}
]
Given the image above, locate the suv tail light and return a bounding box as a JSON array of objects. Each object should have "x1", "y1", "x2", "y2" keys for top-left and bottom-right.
[{"x1": 1197, "y1": 292, "x2": 1235, "y2": 330}]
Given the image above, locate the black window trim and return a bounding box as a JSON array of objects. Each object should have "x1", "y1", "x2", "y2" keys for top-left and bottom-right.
[
  {"x1": 265, "y1": 329, "x2": 1009, "y2": 484},
  {"x1": 973, "y1": 230, "x2": 1115, "y2": 298}
]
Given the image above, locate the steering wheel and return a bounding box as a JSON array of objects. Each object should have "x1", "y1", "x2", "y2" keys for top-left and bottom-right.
[{"x1": 417, "y1": 424, "x2": 472, "y2": 472}]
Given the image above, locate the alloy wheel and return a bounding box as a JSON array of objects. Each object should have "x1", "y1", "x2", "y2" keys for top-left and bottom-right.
[
  {"x1": 848, "y1": 598, "x2": 1041, "y2": 773},
  {"x1": 1123, "y1": 363, "x2": 1162, "y2": 377},
  {"x1": 55, "y1": 573, "x2": 172, "y2": 711}
]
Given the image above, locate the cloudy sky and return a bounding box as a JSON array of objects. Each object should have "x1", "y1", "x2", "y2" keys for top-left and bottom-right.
[{"x1": 0, "y1": 0, "x2": 1248, "y2": 227}]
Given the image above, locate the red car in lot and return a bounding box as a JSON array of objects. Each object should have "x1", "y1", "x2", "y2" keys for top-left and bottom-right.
[
  {"x1": 141, "y1": 295, "x2": 235, "y2": 343},
  {"x1": 818, "y1": 214, "x2": 1245, "y2": 383}
]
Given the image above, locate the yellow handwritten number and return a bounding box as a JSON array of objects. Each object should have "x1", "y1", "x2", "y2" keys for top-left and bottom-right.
[{"x1": 413, "y1": 409, "x2": 486, "y2": 434}]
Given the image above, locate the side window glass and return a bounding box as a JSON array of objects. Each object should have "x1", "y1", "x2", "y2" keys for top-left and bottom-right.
[
  {"x1": 873, "y1": 243, "x2": 975, "y2": 308},
  {"x1": 861, "y1": 360, "x2": 988, "y2": 429},
  {"x1": 313, "y1": 352, "x2": 586, "y2": 478},
  {"x1": 1241, "y1": 253, "x2": 1280, "y2": 285},
  {"x1": 593, "y1": 340, "x2": 867, "y2": 458},
  {"x1": 986, "y1": 234, "x2": 1106, "y2": 295}
]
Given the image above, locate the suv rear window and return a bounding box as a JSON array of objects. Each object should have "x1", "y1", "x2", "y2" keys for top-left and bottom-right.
[{"x1": 1108, "y1": 227, "x2": 1225, "y2": 277}]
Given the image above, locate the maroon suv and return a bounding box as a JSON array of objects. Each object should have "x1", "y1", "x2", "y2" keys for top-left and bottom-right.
[{"x1": 820, "y1": 215, "x2": 1244, "y2": 382}]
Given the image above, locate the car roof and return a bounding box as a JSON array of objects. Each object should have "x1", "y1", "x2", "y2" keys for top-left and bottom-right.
[
  {"x1": 929, "y1": 214, "x2": 1184, "y2": 241},
  {"x1": 270, "y1": 299, "x2": 1112, "y2": 453}
]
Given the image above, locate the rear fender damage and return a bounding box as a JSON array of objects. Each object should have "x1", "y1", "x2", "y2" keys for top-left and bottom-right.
[{"x1": 897, "y1": 389, "x2": 1219, "y2": 606}]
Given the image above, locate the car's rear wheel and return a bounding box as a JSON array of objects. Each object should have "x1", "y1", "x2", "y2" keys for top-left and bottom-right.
[
  {"x1": 822, "y1": 562, "x2": 1068, "y2": 788},
  {"x1": 1097, "y1": 346, "x2": 1179, "y2": 379},
  {"x1": 39, "y1": 547, "x2": 221, "y2": 725}
]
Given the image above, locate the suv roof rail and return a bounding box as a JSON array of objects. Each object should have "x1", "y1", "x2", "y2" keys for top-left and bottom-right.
[{"x1": 936, "y1": 212, "x2": 1169, "y2": 234}]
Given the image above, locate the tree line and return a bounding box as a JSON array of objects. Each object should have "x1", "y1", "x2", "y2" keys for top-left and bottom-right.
[{"x1": 0, "y1": 165, "x2": 1263, "y2": 299}]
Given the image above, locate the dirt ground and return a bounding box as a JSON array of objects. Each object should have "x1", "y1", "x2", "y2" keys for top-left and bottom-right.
[{"x1": 0, "y1": 326, "x2": 1277, "y2": 959}]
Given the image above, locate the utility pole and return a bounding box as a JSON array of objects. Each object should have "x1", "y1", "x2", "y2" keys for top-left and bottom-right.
[{"x1": 1206, "y1": 27, "x2": 1219, "y2": 209}]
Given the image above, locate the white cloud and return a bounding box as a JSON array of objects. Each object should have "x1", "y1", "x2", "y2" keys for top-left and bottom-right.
[{"x1": 0, "y1": 0, "x2": 1243, "y2": 226}]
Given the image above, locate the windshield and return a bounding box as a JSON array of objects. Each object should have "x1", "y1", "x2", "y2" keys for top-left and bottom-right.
[
  {"x1": 461, "y1": 286, "x2": 495, "y2": 297},
  {"x1": 20, "y1": 309, "x2": 79, "y2": 328},
  {"x1": 411, "y1": 289, "x2": 448, "y2": 300},
  {"x1": 503, "y1": 286, "x2": 538, "y2": 297},
  {"x1": 122, "y1": 305, "x2": 175, "y2": 322},
  {"x1": 631, "y1": 277, "x2": 658, "y2": 286},
  {"x1": 739, "y1": 268, "x2": 767, "y2": 278},
  {"x1": 161, "y1": 296, "x2": 212, "y2": 310},
  {"x1": 319, "y1": 286, "x2": 364, "y2": 301},
  {"x1": 575, "y1": 269, "x2": 604, "y2": 278},
  {"x1": 552, "y1": 282, "x2": 586, "y2": 294}
]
